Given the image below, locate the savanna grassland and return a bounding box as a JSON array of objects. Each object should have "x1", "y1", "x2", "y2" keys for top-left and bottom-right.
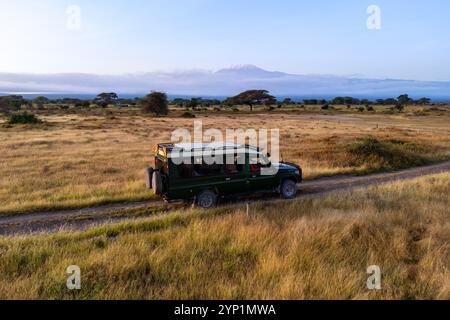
[
  {"x1": 0, "y1": 105, "x2": 449, "y2": 215},
  {"x1": 0, "y1": 173, "x2": 448, "y2": 299}
]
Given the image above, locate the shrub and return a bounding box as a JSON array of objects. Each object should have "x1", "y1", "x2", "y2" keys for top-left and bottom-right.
[
  {"x1": 395, "y1": 104, "x2": 405, "y2": 112},
  {"x1": 75, "y1": 101, "x2": 91, "y2": 108},
  {"x1": 321, "y1": 104, "x2": 329, "y2": 110},
  {"x1": 97, "y1": 102, "x2": 109, "y2": 108},
  {"x1": 181, "y1": 111, "x2": 196, "y2": 118},
  {"x1": 141, "y1": 92, "x2": 168, "y2": 115},
  {"x1": 8, "y1": 112, "x2": 41, "y2": 125},
  {"x1": 346, "y1": 136, "x2": 430, "y2": 171},
  {"x1": 232, "y1": 108, "x2": 239, "y2": 112}
]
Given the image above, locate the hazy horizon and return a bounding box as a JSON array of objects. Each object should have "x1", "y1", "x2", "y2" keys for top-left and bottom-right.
[{"x1": 2, "y1": 64, "x2": 450, "y2": 100}]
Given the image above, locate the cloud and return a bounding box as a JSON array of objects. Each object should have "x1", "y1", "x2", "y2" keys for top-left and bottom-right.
[{"x1": 1, "y1": 65, "x2": 450, "y2": 99}]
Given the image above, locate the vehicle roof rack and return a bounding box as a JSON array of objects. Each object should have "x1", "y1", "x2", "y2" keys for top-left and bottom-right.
[{"x1": 155, "y1": 143, "x2": 262, "y2": 158}]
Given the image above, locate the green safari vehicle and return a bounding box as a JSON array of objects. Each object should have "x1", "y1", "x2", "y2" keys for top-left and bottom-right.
[{"x1": 145, "y1": 143, "x2": 302, "y2": 209}]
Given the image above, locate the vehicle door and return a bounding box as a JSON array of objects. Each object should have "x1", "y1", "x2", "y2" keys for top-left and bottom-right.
[
  {"x1": 248, "y1": 153, "x2": 279, "y2": 191},
  {"x1": 219, "y1": 153, "x2": 248, "y2": 195}
]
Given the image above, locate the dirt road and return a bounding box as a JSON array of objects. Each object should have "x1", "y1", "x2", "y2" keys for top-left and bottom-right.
[{"x1": 1, "y1": 161, "x2": 449, "y2": 236}]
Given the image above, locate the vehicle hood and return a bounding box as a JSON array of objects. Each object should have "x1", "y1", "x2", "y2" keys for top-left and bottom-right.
[{"x1": 272, "y1": 162, "x2": 299, "y2": 172}]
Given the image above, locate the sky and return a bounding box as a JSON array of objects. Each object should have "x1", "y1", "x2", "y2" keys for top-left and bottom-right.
[{"x1": 1, "y1": 0, "x2": 449, "y2": 81}]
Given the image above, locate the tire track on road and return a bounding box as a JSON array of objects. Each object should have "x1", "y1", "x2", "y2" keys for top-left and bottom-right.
[{"x1": 1, "y1": 160, "x2": 449, "y2": 236}]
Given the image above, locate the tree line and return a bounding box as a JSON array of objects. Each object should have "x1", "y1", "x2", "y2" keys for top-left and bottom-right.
[{"x1": 0, "y1": 90, "x2": 437, "y2": 116}]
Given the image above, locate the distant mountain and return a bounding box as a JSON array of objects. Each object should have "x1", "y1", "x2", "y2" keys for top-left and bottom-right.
[
  {"x1": 1, "y1": 65, "x2": 450, "y2": 100},
  {"x1": 215, "y1": 64, "x2": 286, "y2": 78}
]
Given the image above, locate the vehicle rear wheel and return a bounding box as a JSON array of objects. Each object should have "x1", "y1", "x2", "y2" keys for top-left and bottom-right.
[
  {"x1": 145, "y1": 167, "x2": 154, "y2": 189},
  {"x1": 152, "y1": 171, "x2": 163, "y2": 195},
  {"x1": 280, "y1": 179, "x2": 297, "y2": 199},
  {"x1": 196, "y1": 190, "x2": 218, "y2": 209}
]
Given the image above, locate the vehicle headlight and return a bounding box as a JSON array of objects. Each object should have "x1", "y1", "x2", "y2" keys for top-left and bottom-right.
[{"x1": 295, "y1": 170, "x2": 300, "y2": 175}]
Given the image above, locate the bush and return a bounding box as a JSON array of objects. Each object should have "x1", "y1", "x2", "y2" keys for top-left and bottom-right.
[
  {"x1": 75, "y1": 101, "x2": 91, "y2": 108},
  {"x1": 8, "y1": 112, "x2": 41, "y2": 124},
  {"x1": 346, "y1": 136, "x2": 430, "y2": 171},
  {"x1": 395, "y1": 104, "x2": 405, "y2": 112},
  {"x1": 181, "y1": 111, "x2": 196, "y2": 118},
  {"x1": 321, "y1": 104, "x2": 329, "y2": 110},
  {"x1": 141, "y1": 92, "x2": 168, "y2": 115},
  {"x1": 97, "y1": 102, "x2": 109, "y2": 108},
  {"x1": 232, "y1": 108, "x2": 239, "y2": 112}
]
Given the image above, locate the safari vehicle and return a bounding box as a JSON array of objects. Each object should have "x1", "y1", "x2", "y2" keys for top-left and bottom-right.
[{"x1": 145, "y1": 143, "x2": 302, "y2": 209}]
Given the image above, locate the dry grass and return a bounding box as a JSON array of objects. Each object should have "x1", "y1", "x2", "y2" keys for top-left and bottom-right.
[
  {"x1": 0, "y1": 173, "x2": 448, "y2": 299},
  {"x1": 0, "y1": 109, "x2": 449, "y2": 215}
]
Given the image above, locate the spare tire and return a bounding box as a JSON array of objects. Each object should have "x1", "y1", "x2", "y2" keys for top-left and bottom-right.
[
  {"x1": 152, "y1": 171, "x2": 163, "y2": 195},
  {"x1": 145, "y1": 167, "x2": 154, "y2": 189}
]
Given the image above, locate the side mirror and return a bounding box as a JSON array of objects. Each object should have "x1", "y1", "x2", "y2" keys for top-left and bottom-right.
[{"x1": 267, "y1": 153, "x2": 271, "y2": 158}]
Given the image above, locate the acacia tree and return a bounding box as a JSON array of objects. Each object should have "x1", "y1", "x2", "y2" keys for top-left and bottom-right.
[
  {"x1": 141, "y1": 92, "x2": 168, "y2": 115},
  {"x1": 416, "y1": 97, "x2": 431, "y2": 105},
  {"x1": 187, "y1": 97, "x2": 202, "y2": 110},
  {"x1": 33, "y1": 96, "x2": 50, "y2": 106},
  {"x1": 0, "y1": 95, "x2": 27, "y2": 114},
  {"x1": 94, "y1": 92, "x2": 119, "y2": 106},
  {"x1": 224, "y1": 90, "x2": 276, "y2": 111},
  {"x1": 397, "y1": 94, "x2": 412, "y2": 106},
  {"x1": 0, "y1": 98, "x2": 8, "y2": 114}
]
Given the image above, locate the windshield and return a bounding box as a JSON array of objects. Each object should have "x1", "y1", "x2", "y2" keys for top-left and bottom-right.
[
  {"x1": 250, "y1": 153, "x2": 271, "y2": 167},
  {"x1": 260, "y1": 153, "x2": 271, "y2": 166}
]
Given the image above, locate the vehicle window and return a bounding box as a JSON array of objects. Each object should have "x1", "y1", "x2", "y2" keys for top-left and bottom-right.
[
  {"x1": 224, "y1": 155, "x2": 244, "y2": 175},
  {"x1": 250, "y1": 153, "x2": 271, "y2": 167},
  {"x1": 177, "y1": 158, "x2": 223, "y2": 179},
  {"x1": 249, "y1": 153, "x2": 271, "y2": 174},
  {"x1": 194, "y1": 163, "x2": 222, "y2": 176},
  {"x1": 259, "y1": 154, "x2": 271, "y2": 167}
]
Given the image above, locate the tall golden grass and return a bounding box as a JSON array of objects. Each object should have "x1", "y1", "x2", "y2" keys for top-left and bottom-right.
[
  {"x1": 0, "y1": 173, "x2": 448, "y2": 299},
  {"x1": 1, "y1": 111, "x2": 449, "y2": 215}
]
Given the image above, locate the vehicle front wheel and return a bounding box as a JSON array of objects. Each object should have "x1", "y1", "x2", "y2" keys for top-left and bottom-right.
[
  {"x1": 280, "y1": 179, "x2": 298, "y2": 199},
  {"x1": 196, "y1": 190, "x2": 218, "y2": 209}
]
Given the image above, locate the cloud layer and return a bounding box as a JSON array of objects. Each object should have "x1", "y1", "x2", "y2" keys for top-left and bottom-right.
[{"x1": 1, "y1": 65, "x2": 450, "y2": 99}]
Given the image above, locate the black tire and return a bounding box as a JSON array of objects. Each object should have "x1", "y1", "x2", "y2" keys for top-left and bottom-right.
[
  {"x1": 145, "y1": 167, "x2": 154, "y2": 189},
  {"x1": 280, "y1": 179, "x2": 297, "y2": 199},
  {"x1": 196, "y1": 190, "x2": 218, "y2": 209},
  {"x1": 152, "y1": 171, "x2": 163, "y2": 195}
]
